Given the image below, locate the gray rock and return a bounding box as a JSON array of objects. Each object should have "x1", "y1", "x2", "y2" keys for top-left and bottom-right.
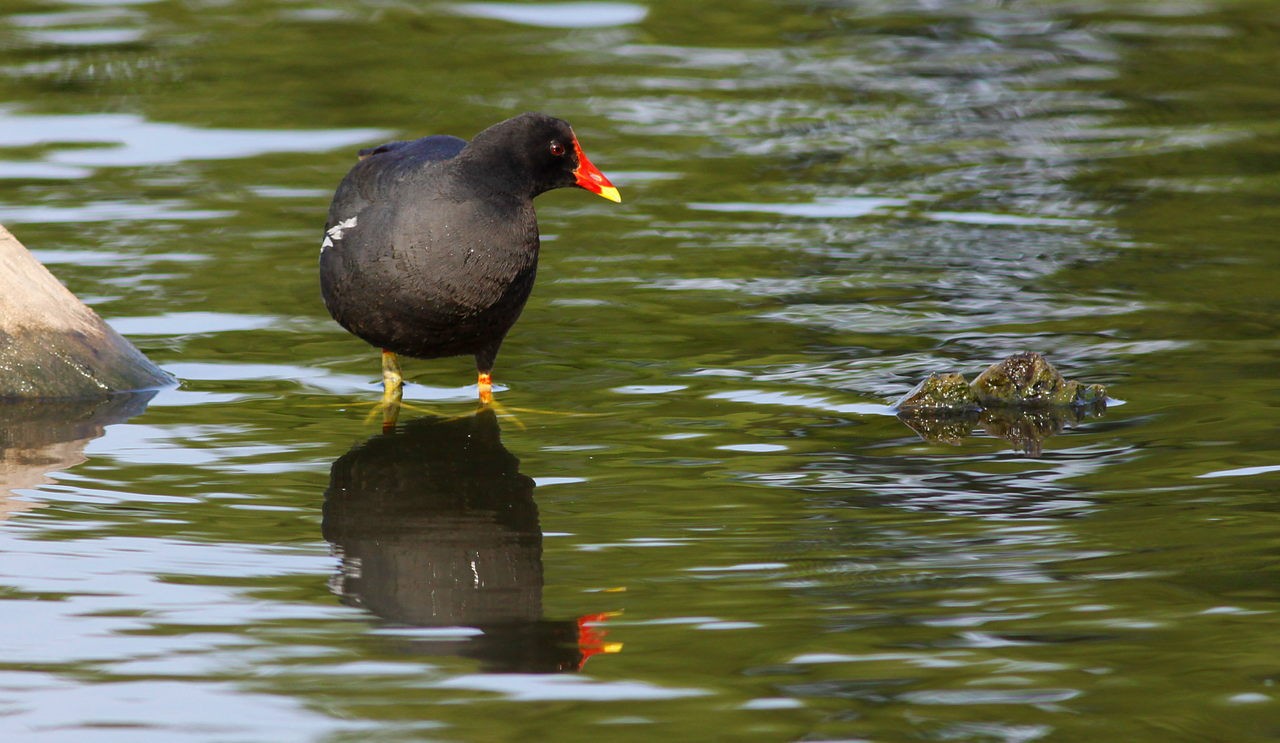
[{"x1": 0, "y1": 224, "x2": 174, "y2": 399}]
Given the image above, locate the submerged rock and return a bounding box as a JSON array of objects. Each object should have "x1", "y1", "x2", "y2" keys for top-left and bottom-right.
[
  {"x1": 893, "y1": 372, "x2": 979, "y2": 412},
  {"x1": 894, "y1": 352, "x2": 1106, "y2": 411},
  {"x1": 893, "y1": 352, "x2": 1109, "y2": 454},
  {"x1": 970, "y1": 351, "x2": 1107, "y2": 407}
]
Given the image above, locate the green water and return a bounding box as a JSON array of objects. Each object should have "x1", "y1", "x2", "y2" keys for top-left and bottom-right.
[{"x1": 2, "y1": 1, "x2": 1279, "y2": 740}]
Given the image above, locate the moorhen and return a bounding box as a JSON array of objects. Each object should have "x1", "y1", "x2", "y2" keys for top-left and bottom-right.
[{"x1": 319, "y1": 112, "x2": 620, "y2": 409}]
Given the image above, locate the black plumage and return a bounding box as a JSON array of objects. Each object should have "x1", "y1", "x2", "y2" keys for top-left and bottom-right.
[{"x1": 319, "y1": 113, "x2": 620, "y2": 405}]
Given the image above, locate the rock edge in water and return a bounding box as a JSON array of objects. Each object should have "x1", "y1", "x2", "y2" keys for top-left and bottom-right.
[{"x1": 0, "y1": 223, "x2": 175, "y2": 399}]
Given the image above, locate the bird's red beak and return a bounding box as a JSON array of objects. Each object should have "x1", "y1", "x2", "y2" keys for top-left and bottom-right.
[{"x1": 571, "y1": 136, "x2": 621, "y2": 203}]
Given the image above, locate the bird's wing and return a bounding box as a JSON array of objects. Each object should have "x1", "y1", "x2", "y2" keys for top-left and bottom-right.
[{"x1": 357, "y1": 135, "x2": 468, "y2": 163}]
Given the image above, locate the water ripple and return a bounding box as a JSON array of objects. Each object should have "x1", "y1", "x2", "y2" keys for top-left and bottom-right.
[
  {"x1": 0, "y1": 108, "x2": 388, "y2": 168},
  {"x1": 452, "y1": 2, "x2": 647, "y2": 28}
]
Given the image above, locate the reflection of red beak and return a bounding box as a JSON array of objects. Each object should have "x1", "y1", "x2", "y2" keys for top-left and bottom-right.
[
  {"x1": 576, "y1": 611, "x2": 624, "y2": 670},
  {"x1": 571, "y1": 136, "x2": 622, "y2": 203}
]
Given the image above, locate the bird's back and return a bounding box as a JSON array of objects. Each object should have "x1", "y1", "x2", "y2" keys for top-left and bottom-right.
[
  {"x1": 328, "y1": 135, "x2": 467, "y2": 219},
  {"x1": 358, "y1": 135, "x2": 467, "y2": 166}
]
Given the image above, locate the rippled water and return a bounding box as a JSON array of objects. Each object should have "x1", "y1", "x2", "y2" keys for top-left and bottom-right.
[{"x1": 2, "y1": 0, "x2": 1279, "y2": 740}]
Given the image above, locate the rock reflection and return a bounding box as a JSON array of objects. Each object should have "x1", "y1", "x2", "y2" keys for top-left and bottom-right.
[
  {"x1": 322, "y1": 409, "x2": 619, "y2": 673},
  {"x1": 898, "y1": 403, "x2": 1107, "y2": 456},
  {"x1": 0, "y1": 392, "x2": 155, "y2": 518}
]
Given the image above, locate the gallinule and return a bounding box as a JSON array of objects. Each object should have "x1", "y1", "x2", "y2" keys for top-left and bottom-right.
[{"x1": 320, "y1": 113, "x2": 620, "y2": 408}]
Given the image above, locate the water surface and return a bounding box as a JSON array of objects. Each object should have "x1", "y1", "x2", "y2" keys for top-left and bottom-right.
[{"x1": 2, "y1": 0, "x2": 1279, "y2": 740}]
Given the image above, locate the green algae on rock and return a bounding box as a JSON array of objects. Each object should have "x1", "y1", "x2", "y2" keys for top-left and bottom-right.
[
  {"x1": 893, "y1": 352, "x2": 1109, "y2": 454},
  {"x1": 893, "y1": 372, "x2": 980, "y2": 413},
  {"x1": 895, "y1": 352, "x2": 1106, "y2": 411},
  {"x1": 970, "y1": 351, "x2": 1107, "y2": 408}
]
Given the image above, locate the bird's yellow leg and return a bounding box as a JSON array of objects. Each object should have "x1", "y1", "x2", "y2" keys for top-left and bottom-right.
[
  {"x1": 363, "y1": 350, "x2": 403, "y2": 430},
  {"x1": 382, "y1": 350, "x2": 403, "y2": 398},
  {"x1": 308, "y1": 350, "x2": 456, "y2": 429}
]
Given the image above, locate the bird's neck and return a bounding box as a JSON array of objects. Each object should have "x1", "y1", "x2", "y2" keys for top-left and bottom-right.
[{"x1": 453, "y1": 140, "x2": 537, "y2": 201}]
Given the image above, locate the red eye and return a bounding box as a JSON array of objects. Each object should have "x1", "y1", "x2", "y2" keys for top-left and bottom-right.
[{"x1": 549, "y1": 141, "x2": 566, "y2": 157}]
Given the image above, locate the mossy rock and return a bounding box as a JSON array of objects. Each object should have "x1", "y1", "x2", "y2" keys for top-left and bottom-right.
[
  {"x1": 894, "y1": 352, "x2": 1106, "y2": 412},
  {"x1": 892, "y1": 352, "x2": 1110, "y2": 454},
  {"x1": 970, "y1": 351, "x2": 1106, "y2": 408},
  {"x1": 893, "y1": 372, "x2": 979, "y2": 413}
]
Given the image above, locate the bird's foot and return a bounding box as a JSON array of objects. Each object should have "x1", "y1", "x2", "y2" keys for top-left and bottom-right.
[
  {"x1": 359, "y1": 396, "x2": 474, "y2": 432},
  {"x1": 476, "y1": 396, "x2": 607, "y2": 430},
  {"x1": 367, "y1": 369, "x2": 405, "y2": 431},
  {"x1": 478, "y1": 396, "x2": 528, "y2": 430}
]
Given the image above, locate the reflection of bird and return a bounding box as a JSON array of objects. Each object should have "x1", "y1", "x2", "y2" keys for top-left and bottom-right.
[
  {"x1": 319, "y1": 113, "x2": 621, "y2": 409},
  {"x1": 322, "y1": 410, "x2": 619, "y2": 672}
]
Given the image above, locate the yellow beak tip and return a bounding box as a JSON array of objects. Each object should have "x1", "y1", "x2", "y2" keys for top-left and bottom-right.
[{"x1": 597, "y1": 186, "x2": 622, "y2": 203}]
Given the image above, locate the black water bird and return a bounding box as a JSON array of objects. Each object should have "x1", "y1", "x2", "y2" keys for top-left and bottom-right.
[{"x1": 319, "y1": 113, "x2": 620, "y2": 408}]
